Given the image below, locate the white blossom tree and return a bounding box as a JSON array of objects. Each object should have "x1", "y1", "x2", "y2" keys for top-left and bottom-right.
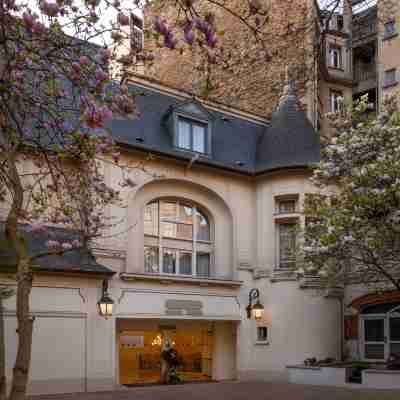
[{"x1": 301, "y1": 94, "x2": 400, "y2": 292}]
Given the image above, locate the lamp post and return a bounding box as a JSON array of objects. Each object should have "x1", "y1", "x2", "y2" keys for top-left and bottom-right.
[
  {"x1": 246, "y1": 288, "x2": 264, "y2": 321},
  {"x1": 97, "y1": 279, "x2": 114, "y2": 319}
]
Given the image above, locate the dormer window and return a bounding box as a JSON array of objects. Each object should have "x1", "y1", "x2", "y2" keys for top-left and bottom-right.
[
  {"x1": 165, "y1": 99, "x2": 213, "y2": 156},
  {"x1": 177, "y1": 117, "x2": 207, "y2": 154}
]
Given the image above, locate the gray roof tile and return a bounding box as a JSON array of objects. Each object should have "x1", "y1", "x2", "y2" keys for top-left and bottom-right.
[
  {"x1": 0, "y1": 224, "x2": 114, "y2": 275},
  {"x1": 107, "y1": 82, "x2": 320, "y2": 175}
]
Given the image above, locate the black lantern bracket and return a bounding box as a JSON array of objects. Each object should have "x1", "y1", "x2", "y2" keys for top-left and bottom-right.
[{"x1": 246, "y1": 288, "x2": 264, "y2": 320}]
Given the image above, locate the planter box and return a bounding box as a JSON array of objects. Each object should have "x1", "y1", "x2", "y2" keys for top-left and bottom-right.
[
  {"x1": 286, "y1": 365, "x2": 346, "y2": 386},
  {"x1": 287, "y1": 365, "x2": 400, "y2": 389},
  {"x1": 362, "y1": 369, "x2": 400, "y2": 389}
]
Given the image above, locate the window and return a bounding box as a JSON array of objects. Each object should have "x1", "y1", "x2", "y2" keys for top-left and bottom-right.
[
  {"x1": 384, "y1": 21, "x2": 397, "y2": 38},
  {"x1": 330, "y1": 90, "x2": 343, "y2": 113},
  {"x1": 384, "y1": 69, "x2": 397, "y2": 87},
  {"x1": 278, "y1": 223, "x2": 297, "y2": 269},
  {"x1": 130, "y1": 14, "x2": 144, "y2": 51},
  {"x1": 275, "y1": 198, "x2": 297, "y2": 215},
  {"x1": 177, "y1": 118, "x2": 207, "y2": 154},
  {"x1": 329, "y1": 45, "x2": 342, "y2": 69},
  {"x1": 144, "y1": 199, "x2": 212, "y2": 277},
  {"x1": 144, "y1": 246, "x2": 159, "y2": 273},
  {"x1": 256, "y1": 326, "x2": 269, "y2": 344}
]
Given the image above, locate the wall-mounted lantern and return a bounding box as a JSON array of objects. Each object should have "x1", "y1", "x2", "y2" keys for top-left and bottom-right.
[
  {"x1": 97, "y1": 280, "x2": 114, "y2": 319},
  {"x1": 246, "y1": 288, "x2": 264, "y2": 321}
]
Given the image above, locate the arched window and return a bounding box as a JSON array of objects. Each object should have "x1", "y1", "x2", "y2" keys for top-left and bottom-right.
[{"x1": 144, "y1": 199, "x2": 212, "y2": 277}]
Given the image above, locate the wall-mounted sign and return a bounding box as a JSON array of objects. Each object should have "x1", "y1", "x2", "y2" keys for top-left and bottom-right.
[{"x1": 120, "y1": 335, "x2": 144, "y2": 348}]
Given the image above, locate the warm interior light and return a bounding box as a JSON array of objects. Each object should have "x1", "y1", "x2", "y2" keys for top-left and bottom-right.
[{"x1": 252, "y1": 301, "x2": 265, "y2": 321}]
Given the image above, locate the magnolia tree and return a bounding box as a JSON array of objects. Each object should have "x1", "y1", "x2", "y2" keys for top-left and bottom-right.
[
  {"x1": 301, "y1": 94, "x2": 400, "y2": 292},
  {"x1": 0, "y1": 1, "x2": 270, "y2": 400}
]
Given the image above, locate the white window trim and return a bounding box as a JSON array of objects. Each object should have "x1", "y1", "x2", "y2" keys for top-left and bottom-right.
[
  {"x1": 330, "y1": 90, "x2": 344, "y2": 113},
  {"x1": 328, "y1": 45, "x2": 342, "y2": 69},
  {"x1": 175, "y1": 113, "x2": 211, "y2": 156},
  {"x1": 360, "y1": 309, "x2": 400, "y2": 362}
]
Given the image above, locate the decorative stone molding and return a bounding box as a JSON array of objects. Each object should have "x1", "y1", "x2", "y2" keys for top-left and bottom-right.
[
  {"x1": 254, "y1": 269, "x2": 271, "y2": 280},
  {"x1": 119, "y1": 272, "x2": 242, "y2": 288},
  {"x1": 298, "y1": 274, "x2": 325, "y2": 289},
  {"x1": 92, "y1": 247, "x2": 126, "y2": 260},
  {"x1": 270, "y1": 268, "x2": 298, "y2": 282}
]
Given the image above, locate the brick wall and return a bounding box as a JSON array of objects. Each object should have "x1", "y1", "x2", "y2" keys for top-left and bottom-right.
[{"x1": 142, "y1": 0, "x2": 318, "y2": 119}]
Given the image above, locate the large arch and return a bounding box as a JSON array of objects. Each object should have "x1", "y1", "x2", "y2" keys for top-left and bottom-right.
[{"x1": 125, "y1": 178, "x2": 235, "y2": 279}]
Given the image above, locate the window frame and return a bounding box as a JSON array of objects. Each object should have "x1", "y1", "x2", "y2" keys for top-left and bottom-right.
[
  {"x1": 383, "y1": 68, "x2": 398, "y2": 88},
  {"x1": 174, "y1": 113, "x2": 211, "y2": 156},
  {"x1": 144, "y1": 199, "x2": 213, "y2": 278},
  {"x1": 276, "y1": 221, "x2": 298, "y2": 270},
  {"x1": 255, "y1": 326, "x2": 270, "y2": 345},
  {"x1": 383, "y1": 20, "x2": 397, "y2": 40},
  {"x1": 274, "y1": 196, "x2": 299, "y2": 215},
  {"x1": 328, "y1": 44, "x2": 343, "y2": 69},
  {"x1": 330, "y1": 89, "x2": 344, "y2": 113}
]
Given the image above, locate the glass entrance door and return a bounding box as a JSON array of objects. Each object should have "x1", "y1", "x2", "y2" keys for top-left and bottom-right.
[
  {"x1": 363, "y1": 318, "x2": 386, "y2": 360},
  {"x1": 119, "y1": 325, "x2": 213, "y2": 385}
]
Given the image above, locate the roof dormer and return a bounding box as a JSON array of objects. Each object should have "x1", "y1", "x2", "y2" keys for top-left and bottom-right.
[{"x1": 165, "y1": 99, "x2": 214, "y2": 156}]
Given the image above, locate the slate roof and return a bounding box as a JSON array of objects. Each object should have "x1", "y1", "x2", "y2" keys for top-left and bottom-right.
[
  {"x1": 107, "y1": 80, "x2": 320, "y2": 175},
  {"x1": 0, "y1": 223, "x2": 114, "y2": 276},
  {"x1": 256, "y1": 82, "x2": 320, "y2": 172}
]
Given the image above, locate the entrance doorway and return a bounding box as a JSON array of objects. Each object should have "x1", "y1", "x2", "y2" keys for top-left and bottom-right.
[
  {"x1": 361, "y1": 302, "x2": 400, "y2": 360},
  {"x1": 118, "y1": 320, "x2": 214, "y2": 385}
]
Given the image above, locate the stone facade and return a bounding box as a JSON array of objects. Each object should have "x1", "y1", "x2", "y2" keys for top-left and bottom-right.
[{"x1": 2, "y1": 77, "x2": 342, "y2": 395}]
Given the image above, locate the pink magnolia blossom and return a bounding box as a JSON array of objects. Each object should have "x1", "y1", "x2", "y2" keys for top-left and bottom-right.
[
  {"x1": 28, "y1": 223, "x2": 46, "y2": 232},
  {"x1": 32, "y1": 21, "x2": 46, "y2": 35},
  {"x1": 23, "y1": 12, "x2": 37, "y2": 28},
  {"x1": 111, "y1": 152, "x2": 120, "y2": 163},
  {"x1": 40, "y1": 1, "x2": 60, "y2": 17},
  {"x1": 79, "y1": 56, "x2": 89, "y2": 65},
  {"x1": 46, "y1": 240, "x2": 61, "y2": 248},
  {"x1": 95, "y1": 68, "x2": 108, "y2": 82},
  {"x1": 83, "y1": 105, "x2": 113, "y2": 129},
  {"x1": 118, "y1": 13, "x2": 130, "y2": 26},
  {"x1": 61, "y1": 242, "x2": 73, "y2": 250}
]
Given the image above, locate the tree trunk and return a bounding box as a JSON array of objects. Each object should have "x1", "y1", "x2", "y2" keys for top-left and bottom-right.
[
  {"x1": 0, "y1": 298, "x2": 6, "y2": 400},
  {"x1": 7, "y1": 259, "x2": 33, "y2": 400},
  {"x1": 4, "y1": 152, "x2": 34, "y2": 400}
]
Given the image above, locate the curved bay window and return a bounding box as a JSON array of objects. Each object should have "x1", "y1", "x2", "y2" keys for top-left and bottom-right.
[{"x1": 144, "y1": 199, "x2": 212, "y2": 277}]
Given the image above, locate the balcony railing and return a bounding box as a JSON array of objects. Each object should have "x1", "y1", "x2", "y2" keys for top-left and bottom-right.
[
  {"x1": 354, "y1": 65, "x2": 376, "y2": 82},
  {"x1": 353, "y1": 20, "x2": 377, "y2": 42}
]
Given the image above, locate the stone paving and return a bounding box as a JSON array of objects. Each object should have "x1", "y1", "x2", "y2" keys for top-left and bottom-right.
[{"x1": 32, "y1": 381, "x2": 400, "y2": 400}]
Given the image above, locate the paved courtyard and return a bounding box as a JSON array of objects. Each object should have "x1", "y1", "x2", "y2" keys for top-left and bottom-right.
[{"x1": 32, "y1": 382, "x2": 400, "y2": 400}]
